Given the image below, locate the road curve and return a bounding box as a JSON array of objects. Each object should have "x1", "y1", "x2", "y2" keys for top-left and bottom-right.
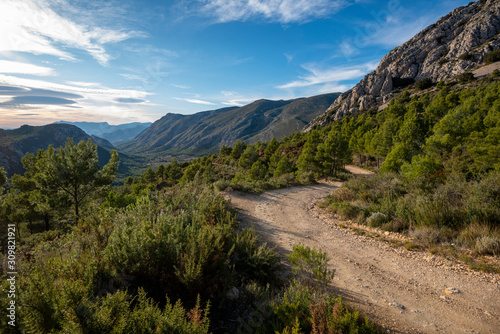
[{"x1": 225, "y1": 166, "x2": 500, "y2": 333}]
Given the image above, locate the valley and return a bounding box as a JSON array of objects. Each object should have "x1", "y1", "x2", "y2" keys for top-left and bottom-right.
[{"x1": 0, "y1": 0, "x2": 499, "y2": 332}]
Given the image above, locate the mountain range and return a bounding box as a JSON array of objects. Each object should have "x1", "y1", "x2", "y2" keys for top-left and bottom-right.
[
  {"x1": 1, "y1": 0, "x2": 499, "y2": 179},
  {"x1": 0, "y1": 124, "x2": 115, "y2": 177},
  {"x1": 119, "y1": 93, "x2": 340, "y2": 155},
  {"x1": 55, "y1": 121, "x2": 151, "y2": 145}
]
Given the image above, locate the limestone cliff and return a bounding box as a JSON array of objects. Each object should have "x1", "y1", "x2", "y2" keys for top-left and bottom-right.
[{"x1": 306, "y1": 0, "x2": 500, "y2": 130}]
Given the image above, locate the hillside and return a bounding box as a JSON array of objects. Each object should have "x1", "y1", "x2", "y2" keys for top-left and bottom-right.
[
  {"x1": 55, "y1": 121, "x2": 151, "y2": 144},
  {"x1": 120, "y1": 93, "x2": 340, "y2": 155},
  {"x1": 0, "y1": 124, "x2": 123, "y2": 177},
  {"x1": 307, "y1": 0, "x2": 500, "y2": 129}
]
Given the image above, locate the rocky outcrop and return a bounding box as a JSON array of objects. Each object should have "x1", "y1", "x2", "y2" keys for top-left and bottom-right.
[{"x1": 306, "y1": 0, "x2": 500, "y2": 130}]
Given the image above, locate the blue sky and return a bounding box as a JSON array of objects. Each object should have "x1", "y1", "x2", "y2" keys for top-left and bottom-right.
[{"x1": 0, "y1": 0, "x2": 470, "y2": 128}]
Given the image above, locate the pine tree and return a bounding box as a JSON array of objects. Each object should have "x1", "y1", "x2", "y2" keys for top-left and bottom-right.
[
  {"x1": 16, "y1": 138, "x2": 118, "y2": 219},
  {"x1": 316, "y1": 130, "x2": 351, "y2": 177}
]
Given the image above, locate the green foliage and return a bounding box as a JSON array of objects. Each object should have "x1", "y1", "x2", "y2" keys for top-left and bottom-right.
[
  {"x1": 316, "y1": 130, "x2": 351, "y2": 177},
  {"x1": 14, "y1": 138, "x2": 118, "y2": 220},
  {"x1": 141, "y1": 166, "x2": 157, "y2": 184},
  {"x1": 264, "y1": 137, "x2": 280, "y2": 161},
  {"x1": 270, "y1": 282, "x2": 377, "y2": 334},
  {"x1": 231, "y1": 140, "x2": 246, "y2": 160},
  {"x1": 219, "y1": 145, "x2": 232, "y2": 156},
  {"x1": 232, "y1": 227, "x2": 282, "y2": 286},
  {"x1": 274, "y1": 156, "x2": 294, "y2": 178},
  {"x1": 296, "y1": 130, "x2": 321, "y2": 177},
  {"x1": 401, "y1": 155, "x2": 444, "y2": 188},
  {"x1": 167, "y1": 158, "x2": 184, "y2": 183},
  {"x1": 180, "y1": 163, "x2": 201, "y2": 184},
  {"x1": 484, "y1": 49, "x2": 500, "y2": 65},
  {"x1": 0, "y1": 166, "x2": 6, "y2": 188},
  {"x1": 456, "y1": 72, "x2": 475, "y2": 83},
  {"x1": 287, "y1": 244, "x2": 335, "y2": 289},
  {"x1": 366, "y1": 212, "x2": 388, "y2": 228},
  {"x1": 239, "y1": 145, "x2": 259, "y2": 169},
  {"x1": 249, "y1": 160, "x2": 269, "y2": 180},
  {"x1": 106, "y1": 186, "x2": 235, "y2": 303},
  {"x1": 459, "y1": 52, "x2": 473, "y2": 61},
  {"x1": 415, "y1": 77, "x2": 433, "y2": 90}
]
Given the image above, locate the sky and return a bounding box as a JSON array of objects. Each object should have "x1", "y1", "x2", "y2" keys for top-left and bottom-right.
[{"x1": 0, "y1": 0, "x2": 471, "y2": 129}]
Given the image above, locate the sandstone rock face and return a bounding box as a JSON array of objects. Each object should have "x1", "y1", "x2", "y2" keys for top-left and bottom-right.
[{"x1": 306, "y1": 0, "x2": 500, "y2": 130}]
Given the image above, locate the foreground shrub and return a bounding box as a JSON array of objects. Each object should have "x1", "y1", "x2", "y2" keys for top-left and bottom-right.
[
  {"x1": 366, "y1": 212, "x2": 388, "y2": 228},
  {"x1": 232, "y1": 227, "x2": 282, "y2": 286},
  {"x1": 287, "y1": 244, "x2": 335, "y2": 289},
  {"x1": 475, "y1": 236, "x2": 500, "y2": 256},
  {"x1": 106, "y1": 187, "x2": 236, "y2": 304}
]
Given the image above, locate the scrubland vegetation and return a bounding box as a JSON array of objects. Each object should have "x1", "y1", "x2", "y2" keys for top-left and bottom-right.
[
  {"x1": 1, "y1": 71, "x2": 499, "y2": 331},
  {"x1": 0, "y1": 132, "x2": 374, "y2": 332},
  {"x1": 320, "y1": 76, "x2": 500, "y2": 269}
]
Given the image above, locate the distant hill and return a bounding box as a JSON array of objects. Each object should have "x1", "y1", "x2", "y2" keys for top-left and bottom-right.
[
  {"x1": 120, "y1": 93, "x2": 340, "y2": 155},
  {"x1": 307, "y1": 0, "x2": 500, "y2": 129},
  {"x1": 0, "y1": 124, "x2": 122, "y2": 177},
  {"x1": 55, "y1": 121, "x2": 151, "y2": 144}
]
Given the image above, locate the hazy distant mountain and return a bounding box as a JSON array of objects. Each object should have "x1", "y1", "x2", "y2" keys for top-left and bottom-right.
[
  {"x1": 120, "y1": 93, "x2": 340, "y2": 155},
  {"x1": 0, "y1": 124, "x2": 116, "y2": 177},
  {"x1": 55, "y1": 121, "x2": 151, "y2": 144},
  {"x1": 308, "y1": 0, "x2": 500, "y2": 129}
]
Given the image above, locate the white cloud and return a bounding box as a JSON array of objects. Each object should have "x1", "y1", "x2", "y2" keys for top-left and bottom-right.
[
  {"x1": 0, "y1": 60, "x2": 55, "y2": 76},
  {"x1": 66, "y1": 81, "x2": 101, "y2": 87},
  {"x1": 0, "y1": 74, "x2": 155, "y2": 127},
  {"x1": 277, "y1": 61, "x2": 378, "y2": 89},
  {"x1": 120, "y1": 73, "x2": 144, "y2": 81},
  {"x1": 0, "y1": 0, "x2": 141, "y2": 66},
  {"x1": 0, "y1": 74, "x2": 151, "y2": 101},
  {"x1": 173, "y1": 97, "x2": 216, "y2": 105},
  {"x1": 172, "y1": 84, "x2": 191, "y2": 89},
  {"x1": 197, "y1": 0, "x2": 347, "y2": 23}
]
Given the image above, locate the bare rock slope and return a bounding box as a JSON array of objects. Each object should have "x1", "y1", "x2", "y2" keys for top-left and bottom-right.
[{"x1": 307, "y1": 0, "x2": 500, "y2": 129}]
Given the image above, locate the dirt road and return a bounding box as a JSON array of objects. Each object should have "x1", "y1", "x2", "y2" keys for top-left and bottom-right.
[{"x1": 225, "y1": 166, "x2": 500, "y2": 333}]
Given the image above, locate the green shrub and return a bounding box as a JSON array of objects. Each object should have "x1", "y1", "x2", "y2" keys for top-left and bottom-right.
[
  {"x1": 272, "y1": 282, "x2": 314, "y2": 333},
  {"x1": 484, "y1": 49, "x2": 500, "y2": 65},
  {"x1": 456, "y1": 72, "x2": 475, "y2": 83},
  {"x1": 415, "y1": 78, "x2": 433, "y2": 90},
  {"x1": 213, "y1": 179, "x2": 230, "y2": 192},
  {"x1": 392, "y1": 77, "x2": 415, "y2": 88},
  {"x1": 232, "y1": 228, "x2": 282, "y2": 286},
  {"x1": 366, "y1": 212, "x2": 388, "y2": 227},
  {"x1": 249, "y1": 160, "x2": 269, "y2": 180},
  {"x1": 287, "y1": 244, "x2": 335, "y2": 289},
  {"x1": 296, "y1": 171, "x2": 316, "y2": 184},
  {"x1": 105, "y1": 187, "x2": 236, "y2": 304},
  {"x1": 331, "y1": 187, "x2": 356, "y2": 202},
  {"x1": 459, "y1": 52, "x2": 473, "y2": 61},
  {"x1": 475, "y1": 236, "x2": 500, "y2": 255},
  {"x1": 409, "y1": 226, "x2": 443, "y2": 246},
  {"x1": 328, "y1": 201, "x2": 360, "y2": 219}
]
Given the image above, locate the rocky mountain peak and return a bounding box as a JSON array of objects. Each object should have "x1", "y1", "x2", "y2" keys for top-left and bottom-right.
[{"x1": 306, "y1": 0, "x2": 500, "y2": 129}]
